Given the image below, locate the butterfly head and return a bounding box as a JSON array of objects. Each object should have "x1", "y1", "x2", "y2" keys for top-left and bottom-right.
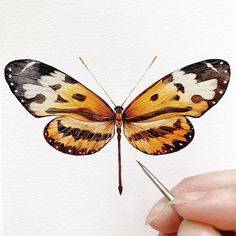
[{"x1": 114, "y1": 106, "x2": 124, "y2": 113}]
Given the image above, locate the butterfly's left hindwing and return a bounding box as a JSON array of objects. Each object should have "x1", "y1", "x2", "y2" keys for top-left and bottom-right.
[
  {"x1": 44, "y1": 116, "x2": 115, "y2": 155},
  {"x1": 5, "y1": 59, "x2": 114, "y2": 121}
]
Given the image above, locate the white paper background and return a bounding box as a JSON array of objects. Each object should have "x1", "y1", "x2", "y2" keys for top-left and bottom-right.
[{"x1": 1, "y1": 1, "x2": 236, "y2": 235}]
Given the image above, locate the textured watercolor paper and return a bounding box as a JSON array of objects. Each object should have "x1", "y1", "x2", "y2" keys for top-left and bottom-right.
[{"x1": 1, "y1": 1, "x2": 236, "y2": 235}]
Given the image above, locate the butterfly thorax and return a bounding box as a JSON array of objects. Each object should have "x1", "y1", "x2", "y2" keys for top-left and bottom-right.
[{"x1": 114, "y1": 106, "x2": 124, "y2": 129}]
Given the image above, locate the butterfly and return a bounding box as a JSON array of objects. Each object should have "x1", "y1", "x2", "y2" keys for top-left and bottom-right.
[{"x1": 5, "y1": 59, "x2": 230, "y2": 194}]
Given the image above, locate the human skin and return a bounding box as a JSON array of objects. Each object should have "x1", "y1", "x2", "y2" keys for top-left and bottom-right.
[{"x1": 145, "y1": 170, "x2": 236, "y2": 236}]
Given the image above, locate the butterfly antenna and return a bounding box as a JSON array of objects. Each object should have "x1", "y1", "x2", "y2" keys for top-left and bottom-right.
[
  {"x1": 79, "y1": 57, "x2": 116, "y2": 107},
  {"x1": 121, "y1": 56, "x2": 157, "y2": 107}
]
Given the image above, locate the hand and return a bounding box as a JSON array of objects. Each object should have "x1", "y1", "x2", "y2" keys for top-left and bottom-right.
[{"x1": 145, "y1": 170, "x2": 236, "y2": 236}]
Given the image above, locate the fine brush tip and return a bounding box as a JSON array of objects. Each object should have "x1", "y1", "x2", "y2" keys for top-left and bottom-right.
[
  {"x1": 136, "y1": 160, "x2": 144, "y2": 169},
  {"x1": 136, "y1": 160, "x2": 175, "y2": 201}
]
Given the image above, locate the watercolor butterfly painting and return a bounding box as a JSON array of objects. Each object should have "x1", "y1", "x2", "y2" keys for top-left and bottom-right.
[{"x1": 5, "y1": 58, "x2": 230, "y2": 194}]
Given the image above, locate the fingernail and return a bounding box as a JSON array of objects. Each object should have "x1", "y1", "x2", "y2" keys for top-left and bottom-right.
[
  {"x1": 169, "y1": 191, "x2": 207, "y2": 205},
  {"x1": 145, "y1": 198, "x2": 168, "y2": 225}
]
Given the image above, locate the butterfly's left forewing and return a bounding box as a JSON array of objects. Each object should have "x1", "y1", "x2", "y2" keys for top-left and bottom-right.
[
  {"x1": 124, "y1": 59, "x2": 230, "y2": 155},
  {"x1": 5, "y1": 59, "x2": 114, "y2": 121}
]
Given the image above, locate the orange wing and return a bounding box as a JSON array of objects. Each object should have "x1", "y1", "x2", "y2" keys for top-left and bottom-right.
[
  {"x1": 124, "y1": 59, "x2": 230, "y2": 122},
  {"x1": 44, "y1": 116, "x2": 115, "y2": 155},
  {"x1": 5, "y1": 59, "x2": 114, "y2": 122},
  {"x1": 124, "y1": 59, "x2": 230, "y2": 155},
  {"x1": 124, "y1": 116, "x2": 194, "y2": 155}
]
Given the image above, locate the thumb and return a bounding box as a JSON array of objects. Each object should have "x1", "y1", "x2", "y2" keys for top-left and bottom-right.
[
  {"x1": 177, "y1": 220, "x2": 221, "y2": 236},
  {"x1": 172, "y1": 188, "x2": 236, "y2": 231}
]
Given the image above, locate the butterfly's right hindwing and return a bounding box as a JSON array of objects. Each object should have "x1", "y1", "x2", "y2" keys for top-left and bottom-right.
[{"x1": 124, "y1": 116, "x2": 194, "y2": 155}]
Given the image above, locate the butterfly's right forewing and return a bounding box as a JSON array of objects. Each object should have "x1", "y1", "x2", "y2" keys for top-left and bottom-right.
[{"x1": 124, "y1": 59, "x2": 230, "y2": 122}]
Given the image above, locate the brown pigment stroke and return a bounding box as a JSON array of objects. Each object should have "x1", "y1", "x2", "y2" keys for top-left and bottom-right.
[
  {"x1": 46, "y1": 107, "x2": 113, "y2": 121},
  {"x1": 128, "y1": 125, "x2": 183, "y2": 142},
  {"x1": 125, "y1": 107, "x2": 192, "y2": 122},
  {"x1": 57, "y1": 120, "x2": 112, "y2": 141}
]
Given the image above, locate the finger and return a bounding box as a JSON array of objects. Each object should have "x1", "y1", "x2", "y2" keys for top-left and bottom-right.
[
  {"x1": 174, "y1": 188, "x2": 236, "y2": 231},
  {"x1": 172, "y1": 169, "x2": 236, "y2": 193},
  {"x1": 146, "y1": 170, "x2": 236, "y2": 232},
  {"x1": 146, "y1": 198, "x2": 182, "y2": 233},
  {"x1": 177, "y1": 220, "x2": 221, "y2": 236}
]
